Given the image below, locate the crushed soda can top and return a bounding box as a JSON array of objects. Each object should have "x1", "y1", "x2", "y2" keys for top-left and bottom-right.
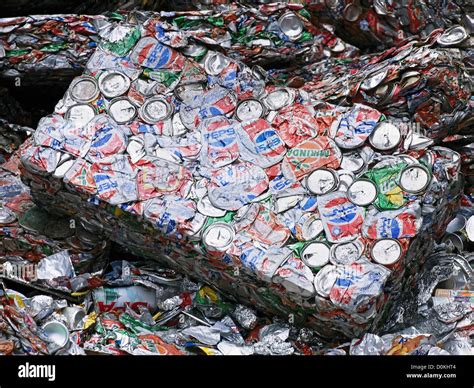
[
  {"x1": 370, "y1": 238, "x2": 403, "y2": 267},
  {"x1": 98, "y1": 70, "x2": 131, "y2": 99},
  {"x1": 69, "y1": 75, "x2": 100, "y2": 103},
  {"x1": 347, "y1": 179, "x2": 378, "y2": 207},
  {"x1": 398, "y1": 164, "x2": 432, "y2": 194}
]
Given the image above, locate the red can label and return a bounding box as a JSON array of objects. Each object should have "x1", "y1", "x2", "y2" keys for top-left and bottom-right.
[
  {"x1": 282, "y1": 136, "x2": 341, "y2": 180},
  {"x1": 318, "y1": 191, "x2": 365, "y2": 243}
]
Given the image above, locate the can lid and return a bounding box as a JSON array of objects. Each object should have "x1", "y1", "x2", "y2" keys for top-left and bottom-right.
[
  {"x1": 446, "y1": 214, "x2": 467, "y2": 234},
  {"x1": 360, "y1": 69, "x2": 388, "y2": 91},
  {"x1": 330, "y1": 40, "x2": 346, "y2": 53},
  {"x1": 306, "y1": 168, "x2": 339, "y2": 195},
  {"x1": 139, "y1": 97, "x2": 173, "y2": 124},
  {"x1": 437, "y1": 26, "x2": 468, "y2": 47},
  {"x1": 65, "y1": 104, "x2": 96, "y2": 126},
  {"x1": 465, "y1": 215, "x2": 474, "y2": 242},
  {"x1": 235, "y1": 99, "x2": 265, "y2": 122},
  {"x1": 391, "y1": 45, "x2": 413, "y2": 62},
  {"x1": 371, "y1": 238, "x2": 402, "y2": 266},
  {"x1": 301, "y1": 242, "x2": 330, "y2": 268},
  {"x1": 313, "y1": 264, "x2": 339, "y2": 298},
  {"x1": 398, "y1": 164, "x2": 431, "y2": 194},
  {"x1": 185, "y1": 212, "x2": 208, "y2": 240},
  {"x1": 278, "y1": 12, "x2": 304, "y2": 41},
  {"x1": 69, "y1": 75, "x2": 99, "y2": 103},
  {"x1": 273, "y1": 194, "x2": 304, "y2": 214},
  {"x1": 46, "y1": 218, "x2": 75, "y2": 240},
  {"x1": 348, "y1": 179, "x2": 378, "y2": 206},
  {"x1": 399, "y1": 71, "x2": 421, "y2": 91},
  {"x1": 301, "y1": 216, "x2": 324, "y2": 241},
  {"x1": 202, "y1": 222, "x2": 235, "y2": 251},
  {"x1": 204, "y1": 51, "x2": 230, "y2": 76},
  {"x1": 409, "y1": 133, "x2": 434, "y2": 150},
  {"x1": 171, "y1": 113, "x2": 188, "y2": 137},
  {"x1": 108, "y1": 97, "x2": 137, "y2": 124},
  {"x1": 251, "y1": 65, "x2": 268, "y2": 82},
  {"x1": 369, "y1": 121, "x2": 401, "y2": 151},
  {"x1": 340, "y1": 151, "x2": 365, "y2": 173},
  {"x1": 343, "y1": 3, "x2": 362, "y2": 22},
  {"x1": 397, "y1": 154, "x2": 418, "y2": 165},
  {"x1": 337, "y1": 170, "x2": 355, "y2": 191},
  {"x1": 263, "y1": 88, "x2": 295, "y2": 111},
  {"x1": 329, "y1": 240, "x2": 363, "y2": 265},
  {"x1": 233, "y1": 203, "x2": 259, "y2": 231},
  {"x1": 0, "y1": 206, "x2": 16, "y2": 225},
  {"x1": 174, "y1": 82, "x2": 206, "y2": 102},
  {"x1": 98, "y1": 70, "x2": 131, "y2": 99},
  {"x1": 441, "y1": 233, "x2": 464, "y2": 252},
  {"x1": 197, "y1": 196, "x2": 227, "y2": 218},
  {"x1": 373, "y1": 0, "x2": 389, "y2": 15}
]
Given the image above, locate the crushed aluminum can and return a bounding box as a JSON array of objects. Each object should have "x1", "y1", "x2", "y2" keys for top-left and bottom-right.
[
  {"x1": 370, "y1": 238, "x2": 403, "y2": 269},
  {"x1": 98, "y1": 70, "x2": 131, "y2": 99},
  {"x1": 347, "y1": 178, "x2": 378, "y2": 207},
  {"x1": 201, "y1": 222, "x2": 235, "y2": 253},
  {"x1": 301, "y1": 241, "x2": 330, "y2": 269},
  {"x1": 69, "y1": 76, "x2": 100, "y2": 104},
  {"x1": 108, "y1": 97, "x2": 137, "y2": 124},
  {"x1": 317, "y1": 191, "x2": 365, "y2": 243},
  {"x1": 305, "y1": 168, "x2": 339, "y2": 195}
]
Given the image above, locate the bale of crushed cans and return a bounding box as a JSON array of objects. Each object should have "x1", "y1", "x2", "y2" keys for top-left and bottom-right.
[
  {"x1": 271, "y1": 29, "x2": 473, "y2": 141},
  {"x1": 15, "y1": 10, "x2": 472, "y2": 341},
  {"x1": 0, "y1": 14, "x2": 105, "y2": 86},
  {"x1": 157, "y1": 3, "x2": 359, "y2": 66},
  {"x1": 0, "y1": 3, "x2": 358, "y2": 89},
  {"x1": 304, "y1": 0, "x2": 474, "y2": 51}
]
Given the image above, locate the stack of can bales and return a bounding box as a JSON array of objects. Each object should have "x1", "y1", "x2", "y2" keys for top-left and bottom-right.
[
  {"x1": 305, "y1": 0, "x2": 473, "y2": 51},
  {"x1": 19, "y1": 13, "x2": 466, "y2": 339}
]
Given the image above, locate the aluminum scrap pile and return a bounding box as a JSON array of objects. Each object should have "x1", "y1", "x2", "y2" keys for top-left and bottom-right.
[
  {"x1": 331, "y1": 249, "x2": 473, "y2": 355},
  {"x1": 305, "y1": 0, "x2": 474, "y2": 51},
  {"x1": 274, "y1": 29, "x2": 473, "y2": 141},
  {"x1": 0, "y1": 257, "x2": 334, "y2": 356},
  {"x1": 157, "y1": 3, "x2": 359, "y2": 66},
  {"x1": 0, "y1": 1, "x2": 472, "y2": 355},
  {"x1": 0, "y1": 3, "x2": 359, "y2": 87},
  {"x1": 13, "y1": 7, "x2": 472, "y2": 342},
  {"x1": 0, "y1": 147, "x2": 109, "y2": 287},
  {"x1": 0, "y1": 14, "x2": 105, "y2": 84}
]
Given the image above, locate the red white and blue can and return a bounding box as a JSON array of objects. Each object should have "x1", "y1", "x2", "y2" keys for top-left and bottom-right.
[
  {"x1": 238, "y1": 118, "x2": 287, "y2": 168},
  {"x1": 130, "y1": 37, "x2": 186, "y2": 70},
  {"x1": 199, "y1": 116, "x2": 240, "y2": 168},
  {"x1": 317, "y1": 190, "x2": 365, "y2": 243},
  {"x1": 362, "y1": 202, "x2": 423, "y2": 239}
]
